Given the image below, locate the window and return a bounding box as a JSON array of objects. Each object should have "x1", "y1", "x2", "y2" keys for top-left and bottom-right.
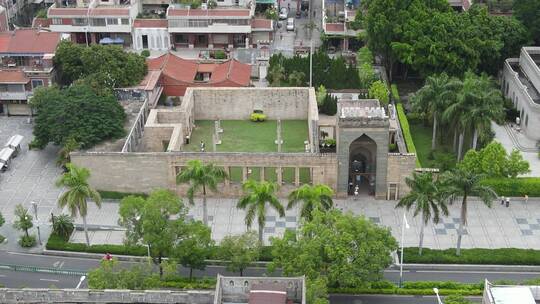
[
  {"x1": 0, "y1": 84, "x2": 7, "y2": 92},
  {"x1": 72, "y1": 18, "x2": 87, "y2": 26},
  {"x1": 106, "y1": 18, "x2": 119, "y2": 25},
  {"x1": 51, "y1": 18, "x2": 62, "y2": 25},
  {"x1": 31, "y1": 79, "x2": 43, "y2": 89},
  {"x1": 91, "y1": 18, "x2": 106, "y2": 26},
  {"x1": 174, "y1": 34, "x2": 188, "y2": 44},
  {"x1": 121, "y1": 18, "x2": 129, "y2": 25}
]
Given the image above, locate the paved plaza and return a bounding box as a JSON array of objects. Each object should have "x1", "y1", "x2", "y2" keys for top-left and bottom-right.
[
  {"x1": 3, "y1": 116, "x2": 540, "y2": 251},
  {"x1": 493, "y1": 122, "x2": 540, "y2": 177}
]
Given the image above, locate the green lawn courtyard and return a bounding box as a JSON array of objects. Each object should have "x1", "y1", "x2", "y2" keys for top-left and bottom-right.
[
  {"x1": 409, "y1": 122, "x2": 458, "y2": 169},
  {"x1": 184, "y1": 120, "x2": 309, "y2": 153}
]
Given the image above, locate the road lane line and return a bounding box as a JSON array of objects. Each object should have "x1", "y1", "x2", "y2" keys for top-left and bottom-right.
[{"x1": 39, "y1": 279, "x2": 59, "y2": 282}]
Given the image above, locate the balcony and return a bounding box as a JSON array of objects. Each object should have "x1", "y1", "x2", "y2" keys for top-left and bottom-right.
[{"x1": 0, "y1": 91, "x2": 32, "y2": 101}]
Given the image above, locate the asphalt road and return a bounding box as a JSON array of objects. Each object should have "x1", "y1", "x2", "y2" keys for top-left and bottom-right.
[{"x1": 330, "y1": 294, "x2": 482, "y2": 304}]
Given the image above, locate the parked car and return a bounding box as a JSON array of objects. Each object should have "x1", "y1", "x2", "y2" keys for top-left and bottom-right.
[
  {"x1": 279, "y1": 7, "x2": 288, "y2": 20},
  {"x1": 286, "y1": 17, "x2": 295, "y2": 31}
]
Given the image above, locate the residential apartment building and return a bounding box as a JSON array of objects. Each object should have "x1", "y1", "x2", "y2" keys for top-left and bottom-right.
[
  {"x1": 0, "y1": 29, "x2": 62, "y2": 115},
  {"x1": 502, "y1": 47, "x2": 540, "y2": 141},
  {"x1": 47, "y1": 0, "x2": 139, "y2": 46}
]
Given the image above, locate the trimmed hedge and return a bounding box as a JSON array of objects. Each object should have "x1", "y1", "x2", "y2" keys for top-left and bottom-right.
[
  {"x1": 97, "y1": 190, "x2": 148, "y2": 200},
  {"x1": 331, "y1": 281, "x2": 483, "y2": 296},
  {"x1": 403, "y1": 247, "x2": 540, "y2": 265},
  {"x1": 396, "y1": 103, "x2": 421, "y2": 167},
  {"x1": 480, "y1": 178, "x2": 540, "y2": 197},
  {"x1": 47, "y1": 234, "x2": 274, "y2": 262},
  {"x1": 391, "y1": 84, "x2": 400, "y2": 103}
]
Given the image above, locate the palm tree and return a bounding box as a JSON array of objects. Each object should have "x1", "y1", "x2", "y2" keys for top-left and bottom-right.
[
  {"x1": 56, "y1": 164, "x2": 102, "y2": 246},
  {"x1": 176, "y1": 160, "x2": 228, "y2": 225},
  {"x1": 461, "y1": 74, "x2": 504, "y2": 150},
  {"x1": 411, "y1": 73, "x2": 460, "y2": 150},
  {"x1": 395, "y1": 173, "x2": 448, "y2": 255},
  {"x1": 287, "y1": 184, "x2": 334, "y2": 221},
  {"x1": 237, "y1": 180, "x2": 285, "y2": 243},
  {"x1": 440, "y1": 168, "x2": 497, "y2": 255}
]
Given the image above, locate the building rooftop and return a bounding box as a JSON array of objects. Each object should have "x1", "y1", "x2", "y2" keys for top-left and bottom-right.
[
  {"x1": 133, "y1": 19, "x2": 168, "y2": 28},
  {"x1": 48, "y1": 6, "x2": 130, "y2": 17},
  {"x1": 0, "y1": 29, "x2": 61, "y2": 55},
  {"x1": 0, "y1": 70, "x2": 29, "y2": 83},
  {"x1": 251, "y1": 19, "x2": 273, "y2": 31},
  {"x1": 488, "y1": 286, "x2": 536, "y2": 304},
  {"x1": 509, "y1": 61, "x2": 540, "y2": 104}
]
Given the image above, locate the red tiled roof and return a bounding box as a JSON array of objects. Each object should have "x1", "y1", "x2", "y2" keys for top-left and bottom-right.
[
  {"x1": 133, "y1": 19, "x2": 168, "y2": 28},
  {"x1": 146, "y1": 52, "x2": 250, "y2": 86},
  {"x1": 168, "y1": 8, "x2": 250, "y2": 17},
  {"x1": 249, "y1": 283, "x2": 287, "y2": 304},
  {"x1": 48, "y1": 7, "x2": 89, "y2": 16},
  {"x1": 0, "y1": 70, "x2": 29, "y2": 83},
  {"x1": 251, "y1": 19, "x2": 272, "y2": 30},
  {"x1": 325, "y1": 23, "x2": 345, "y2": 32},
  {"x1": 90, "y1": 7, "x2": 130, "y2": 16},
  {"x1": 0, "y1": 29, "x2": 61, "y2": 54}
]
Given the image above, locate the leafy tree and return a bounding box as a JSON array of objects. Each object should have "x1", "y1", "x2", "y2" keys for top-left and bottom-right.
[
  {"x1": 288, "y1": 71, "x2": 306, "y2": 86},
  {"x1": 440, "y1": 168, "x2": 497, "y2": 255},
  {"x1": 368, "y1": 80, "x2": 389, "y2": 106},
  {"x1": 237, "y1": 180, "x2": 285, "y2": 243},
  {"x1": 31, "y1": 84, "x2": 126, "y2": 149},
  {"x1": 288, "y1": 184, "x2": 334, "y2": 221},
  {"x1": 396, "y1": 172, "x2": 448, "y2": 255},
  {"x1": 316, "y1": 85, "x2": 327, "y2": 106},
  {"x1": 357, "y1": 47, "x2": 377, "y2": 89},
  {"x1": 172, "y1": 221, "x2": 213, "y2": 279},
  {"x1": 268, "y1": 64, "x2": 286, "y2": 86},
  {"x1": 176, "y1": 160, "x2": 228, "y2": 225},
  {"x1": 411, "y1": 73, "x2": 460, "y2": 150},
  {"x1": 513, "y1": 0, "x2": 540, "y2": 44},
  {"x1": 88, "y1": 258, "x2": 155, "y2": 290},
  {"x1": 118, "y1": 189, "x2": 186, "y2": 277},
  {"x1": 219, "y1": 231, "x2": 260, "y2": 276},
  {"x1": 56, "y1": 164, "x2": 102, "y2": 246},
  {"x1": 459, "y1": 141, "x2": 530, "y2": 178},
  {"x1": 306, "y1": 276, "x2": 330, "y2": 304},
  {"x1": 13, "y1": 204, "x2": 33, "y2": 238},
  {"x1": 269, "y1": 209, "x2": 398, "y2": 288},
  {"x1": 54, "y1": 41, "x2": 147, "y2": 88},
  {"x1": 51, "y1": 214, "x2": 74, "y2": 241}
]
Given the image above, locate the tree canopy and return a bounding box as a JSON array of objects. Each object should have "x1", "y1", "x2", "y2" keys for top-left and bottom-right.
[
  {"x1": 364, "y1": 0, "x2": 530, "y2": 78},
  {"x1": 54, "y1": 41, "x2": 147, "y2": 88},
  {"x1": 31, "y1": 84, "x2": 126, "y2": 149},
  {"x1": 269, "y1": 209, "x2": 397, "y2": 288},
  {"x1": 513, "y1": 0, "x2": 540, "y2": 44},
  {"x1": 219, "y1": 231, "x2": 260, "y2": 276},
  {"x1": 459, "y1": 141, "x2": 530, "y2": 178}
]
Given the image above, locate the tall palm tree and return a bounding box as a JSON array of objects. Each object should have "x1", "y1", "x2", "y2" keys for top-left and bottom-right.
[
  {"x1": 440, "y1": 168, "x2": 497, "y2": 255},
  {"x1": 395, "y1": 173, "x2": 448, "y2": 255},
  {"x1": 176, "y1": 160, "x2": 228, "y2": 225},
  {"x1": 237, "y1": 180, "x2": 285, "y2": 243},
  {"x1": 56, "y1": 164, "x2": 102, "y2": 246},
  {"x1": 461, "y1": 75, "x2": 504, "y2": 150},
  {"x1": 287, "y1": 184, "x2": 334, "y2": 221},
  {"x1": 411, "y1": 73, "x2": 460, "y2": 150}
]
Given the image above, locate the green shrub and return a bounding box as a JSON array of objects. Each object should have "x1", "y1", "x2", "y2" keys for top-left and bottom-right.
[
  {"x1": 405, "y1": 112, "x2": 424, "y2": 125},
  {"x1": 97, "y1": 190, "x2": 148, "y2": 200},
  {"x1": 52, "y1": 214, "x2": 74, "y2": 241},
  {"x1": 396, "y1": 103, "x2": 421, "y2": 167},
  {"x1": 319, "y1": 94, "x2": 338, "y2": 115},
  {"x1": 389, "y1": 143, "x2": 397, "y2": 152},
  {"x1": 213, "y1": 50, "x2": 226, "y2": 60},
  {"x1": 250, "y1": 113, "x2": 267, "y2": 122},
  {"x1": 403, "y1": 247, "x2": 540, "y2": 265},
  {"x1": 480, "y1": 178, "x2": 540, "y2": 197},
  {"x1": 141, "y1": 50, "x2": 150, "y2": 58},
  {"x1": 391, "y1": 84, "x2": 400, "y2": 103},
  {"x1": 46, "y1": 233, "x2": 147, "y2": 256},
  {"x1": 19, "y1": 235, "x2": 36, "y2": 248}
]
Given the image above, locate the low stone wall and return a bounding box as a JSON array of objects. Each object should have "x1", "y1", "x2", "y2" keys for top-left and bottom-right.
[
  {"x1": 190, "y1": 87, "x2": 314, "y2": 120},
  {"x1": 71, "y1": 151, "x2": 338, "y2": 197},
  {"x1": 387, "y1": 153, "x2": 417, "y2": 198},
  {"x1": 0, "y1": 288, "x2": 214, "y2": 304}
]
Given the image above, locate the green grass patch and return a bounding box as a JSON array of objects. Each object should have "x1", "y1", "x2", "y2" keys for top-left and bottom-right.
[
  {"x1": 184, "y1": 120, "x2": 309, "y2": 153},
  {"x1": 409, "y1": 122, "x2": 457, "y2": 170},
  {"x1": 403, "y1": 247, "x2": 540, "y2": 265}
]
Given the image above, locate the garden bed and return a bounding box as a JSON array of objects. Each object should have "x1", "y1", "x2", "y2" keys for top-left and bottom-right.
[{"x1": 403, "y1": 247, "x2": 540, "y2": 265}]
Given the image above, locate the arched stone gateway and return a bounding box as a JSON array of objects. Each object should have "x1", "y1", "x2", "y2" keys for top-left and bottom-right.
[{"x1": 348, "y1": 134, "x2": 377, "y2": 195}]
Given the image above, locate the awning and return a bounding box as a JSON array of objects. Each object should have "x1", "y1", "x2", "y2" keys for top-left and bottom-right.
[
  {"x1": 256, "y1": 0, "x2": 276, "y2": 4},
  {"x1": 99, "y1": 37, "x2": 114, "y2": 45},
  {"x1": 113, "y1": 37, "x2": 124, "y2": 44}
]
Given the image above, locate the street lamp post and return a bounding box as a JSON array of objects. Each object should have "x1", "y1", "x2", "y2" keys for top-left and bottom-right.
[
  {"x1": 433, "y1": 288, "x2": 443, "y2": 304},
  {"x1": 76, "y1": 275, "x2": 86, "y2": 289},
  {"x1": 399, "y1": 212, "x2": 410, "y2": 288}
]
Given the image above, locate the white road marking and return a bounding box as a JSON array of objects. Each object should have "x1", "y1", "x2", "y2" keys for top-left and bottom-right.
[{"x1": 39, "y1": 279, "x2": 59, "y2": 282}]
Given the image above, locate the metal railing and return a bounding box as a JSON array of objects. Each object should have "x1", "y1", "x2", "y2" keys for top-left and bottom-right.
[{"x1": 0, "y1": 263, "x2": 87, "y2": 276}]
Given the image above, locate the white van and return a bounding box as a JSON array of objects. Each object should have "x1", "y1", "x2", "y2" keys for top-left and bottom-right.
[{"x1": 286, "y1": 18, "x2": 294, "y2": 31}]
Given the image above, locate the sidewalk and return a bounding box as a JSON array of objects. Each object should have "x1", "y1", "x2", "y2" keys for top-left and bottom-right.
[{"x1": 492, "y1": 122, "x2": 540, "y2": 177}]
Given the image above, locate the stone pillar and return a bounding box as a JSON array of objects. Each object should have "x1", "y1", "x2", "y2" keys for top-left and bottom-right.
[
  {"x1": 224, "y1": 166, "x2": 230, "y2": 186},
  {"x1": 189, "y1": 34, "x2": 195, "y2": 49},
  {"x1": 260, "y1": 167, "x2": 265, "y2": 181},
  {"x1": 294, "y1": 167, "x2": 300, "y2": 186},
  {"x1": 277, "y1": 167, "x2": 283, "y2": 185},
  {"x1": 208, "y1": 33, "x2": 214, "y2": 49},
  {"x1": 242, "y1": 167, "x2": 248, "y2": 182}
]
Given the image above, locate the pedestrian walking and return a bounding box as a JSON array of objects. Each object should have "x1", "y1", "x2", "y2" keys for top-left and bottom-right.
[
  {"x1": 506, "y1": 197, "x2": 510, "y2": 208},
  {"x1": 501, "y1": 196, "x2": 505, "y2": 205},
  {"x1": 525, "y1": 194, "x2": 529, "y2": 204}
]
